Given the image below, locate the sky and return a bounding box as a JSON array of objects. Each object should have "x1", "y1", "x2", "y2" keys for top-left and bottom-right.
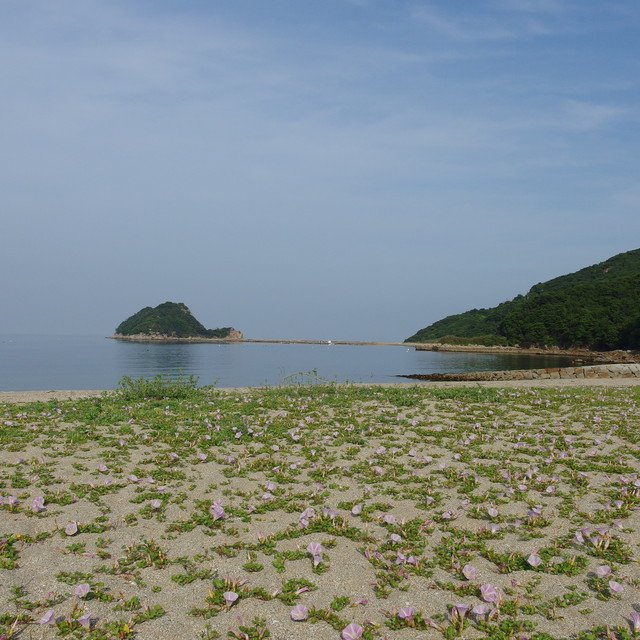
[{"x1": 1, "y1": 0, "x2": 639, "y2": 341}]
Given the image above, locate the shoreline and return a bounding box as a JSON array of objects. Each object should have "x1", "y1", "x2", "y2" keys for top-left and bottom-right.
[
  {"x1": 3, "y1": 375, "x2": 640, "y2": 403},
  {"x1": 412, "y1": 342, "x2": 640, "y2": 363},
  {"x1": 108, "y1": 334, "x2": 417, "y2": 346},
  {"x1": 109, "y1": 334, "x2": 639, "y2": 365}
]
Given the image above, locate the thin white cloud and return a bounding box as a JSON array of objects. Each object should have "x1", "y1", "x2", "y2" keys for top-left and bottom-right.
[
  {"x1": 561, "y1": 100, "x2": 627, "y2": 132},
  {"x1": 412, "y1": 5, "x2": 519, "y2": 41},
  {"x1": 492, "y1": 0, "x2": 568, "y2": 14}
]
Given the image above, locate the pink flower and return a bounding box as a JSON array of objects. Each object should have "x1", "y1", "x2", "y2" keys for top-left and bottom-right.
[
  {"x1": 97, "y1": 464, "x2": 108, "y2": 473},
  {"x1": 74, "y1": 583, "x2": 91, "y2": 598},
  {"x1": 480, "y1": 583, "x2": 498, "y2": 603},
  {"x1": 398, "y1": 606, "x2": 415, "y2": 620},
  {"x1": 609, "y1": 580, "x2": 624, "y2": 595},
  {"x1": 209, "y1": 502, "x2": 225, "y2": 520},
  {"x1": 462, "y1": 564, "x2": 478, "y2": 580},
  {"x1": 629, "y1": 611, "x2": 640, "y2": 633},
  {"x1": 223, "y1": 591, "x2": 238, "y2": 606},
  {"x1": 341, "y1": 623, "x2": 364, "y2": 640},
  {"x1": 65, "y1": 521, "x2": 78, "y2": 536},
  {"x1": 307, "y1": 542, "x2": 323, "y2": 567},
  {"x1": 450, "y1": 603, "x2": 469, "y2": 621},
  {"x1": 527, "y1": 553, "x2": 542, "y2": 568},
  {"x1": 78, "y1": 612, "x2": 92, "y2": 628},
  {"x1": 472, "y1": 603, "x2": 491, "y2": 618},
  {"x1": 39, "y1": 609, "x2": 55, "y2": 625},
  {"x1": 290, "y1": 605, "x2": 308, "y2": 621},
  {"x1": 351, "y1": 504, "x2": 363, "y2": 516},
  {"x1": 596, "y1": 565, "x2": 612, "y2": 578},
  {"x1": 382, "y1": 513, "x2": 396, "y2": 525},
  {"x1": 31, "y1": 496, "x2": 45, "y2": 513},
  {"x1": 150, "y1": 499, "x2": 162, "y2": 510}
]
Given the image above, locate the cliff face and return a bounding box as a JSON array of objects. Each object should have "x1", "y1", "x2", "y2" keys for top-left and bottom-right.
[{"x1": 114, "y1": 302, "x2": 242, "y2": 340}]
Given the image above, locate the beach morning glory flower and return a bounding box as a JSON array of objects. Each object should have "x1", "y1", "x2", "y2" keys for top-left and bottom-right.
[
  {"x1": 65, "y1": 521, "x2": 78, "y2": 536},
  {"x1": 341, "y1": 623, "x2": 364, "y2": 640},
  {"x1": 609, "y1": 580, "x2": 624, "y2": 595},
  {"x1": 307, "y1": 542, "x2": 323, "y2": 566},
  {"x1": 629, "y1": 611, "x2": 640, "y2": 633},
  {"x1": 472, "y1": 604, "x2": 491, "y2": 618},
  {"x1": 150, "y1": 499, "x2": 162, "y2": 510},
  {"x1": 31, "y1": 496, "x2": 45, "y2": 513},
  {"x1": 398, "y1": 606, "x2": 415, "y2": 620},
  {"x1": 223, "y1": 591, "x2": 239, "y2": 606},
  {"x1": 210, "y1": 502, "x2": 225, "y2": 520},
  {"x1": 78, "y1": 612, "x2": 92, "y2": 628},
  {"x1": 351, "y1": 503, "x2": 363, "y2": 516},
  {"x1": 450, "y1": 603, "x2": 469, "y2": 622},
  {"x1": 480, "y1": 584, "x2": 498, "y2": 603},
  {"x1": 39, "y1": 609, "x2": 55, "y2": 625},
  {"x1": 74, "y1": 583, "x2": 91, "y2": 598},
  {"x1": 527, "y1": 553, "x2": 542, "y2": 568},
  {"x1": 462, "y1": 564, "x2": 478, "y2": 580},
  {"x1": 97, "y1": 464, "x2": 108, "y2": 473},
  {"x1": 290, "y1": 604, "x2": 308, "y2": 621},
  {"x1": 596, "y1": 565, "x2": 612, "y2": 578}
]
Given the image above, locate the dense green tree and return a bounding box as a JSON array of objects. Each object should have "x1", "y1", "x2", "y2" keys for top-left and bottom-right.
[
  {"x1": 406, "y1": 248, "x2": 640, "y2": 351},
  {"x1": 115, "y1": 302, "x2": 235, "y2": 338}
]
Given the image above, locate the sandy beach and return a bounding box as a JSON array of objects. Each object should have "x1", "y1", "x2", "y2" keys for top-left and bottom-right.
[{"x1": 1, "y1": 382, "x2": 639, "y2": 639}]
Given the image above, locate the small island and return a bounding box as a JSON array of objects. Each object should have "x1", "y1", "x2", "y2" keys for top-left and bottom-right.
[{"x1": 111, "y1": 301, "x2": 243, "y2": 343}]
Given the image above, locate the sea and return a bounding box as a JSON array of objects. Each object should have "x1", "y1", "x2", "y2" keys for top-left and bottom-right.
[{"x1": 0, "y1": 335, "x2": 578, "y2": 391}]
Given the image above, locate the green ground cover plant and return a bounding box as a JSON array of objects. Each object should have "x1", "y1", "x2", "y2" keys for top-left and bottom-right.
[{"x1": 1, "y1": 383, "x2": 639, "y2": 639}]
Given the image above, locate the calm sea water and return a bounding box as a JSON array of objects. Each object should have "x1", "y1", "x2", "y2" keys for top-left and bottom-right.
[{"x1": 0, "y1": 335, "x2": 577, "y2": 391}]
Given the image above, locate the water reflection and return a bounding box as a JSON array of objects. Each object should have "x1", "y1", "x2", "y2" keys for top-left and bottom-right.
[
  {"x1": 114, "y1": 342, "x2": 197, "y2": 377},
  {"x1": 0, "y1": 335, "x2": 583, "y2": 391}
]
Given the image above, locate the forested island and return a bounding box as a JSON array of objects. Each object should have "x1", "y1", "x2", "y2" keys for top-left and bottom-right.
[
  {"x1": 113, "y1": 302, "x2": 242, "y2": 342},
  {"x1": 406, "y1": 248, "x2": 640, "y2": 350}
]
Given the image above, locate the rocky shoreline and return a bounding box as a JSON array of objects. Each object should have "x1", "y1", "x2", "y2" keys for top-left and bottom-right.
[
  {"x1": 109, "y1": 330, "x2": 243, "y2": 343},
  {"x1": 400, "y1": 362, "x2": 640, "y2": 382},
  {"x1": 413, "y1": 342, "x2": 640, "y2": 364}
]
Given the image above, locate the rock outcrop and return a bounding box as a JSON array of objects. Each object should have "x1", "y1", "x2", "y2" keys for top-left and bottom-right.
[{"x1": 401, "y1": 363, "x2": 640, "y2": 382}]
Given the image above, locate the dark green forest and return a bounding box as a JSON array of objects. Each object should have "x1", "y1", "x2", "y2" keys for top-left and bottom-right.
[
  {"x1": 406, "y1": 248, "x2": 640, "y2": 350},
  {"x1": 115, "y1": 302, "x2": 234, "y2": 338}
]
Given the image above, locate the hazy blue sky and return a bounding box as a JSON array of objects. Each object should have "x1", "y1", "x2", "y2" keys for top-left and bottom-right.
[{"x1": 1, "y1": 0, "x2": 639, "y2": 340}]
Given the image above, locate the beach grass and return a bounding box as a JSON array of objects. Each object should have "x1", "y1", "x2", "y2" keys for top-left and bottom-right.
[{"x1": 1, "y1": 383, "x2": 639, "y2": 639}]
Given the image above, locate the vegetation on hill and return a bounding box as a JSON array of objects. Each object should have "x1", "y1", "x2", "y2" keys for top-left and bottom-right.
[
  {"x1": 406, "y1": 248, "x2": 640, "y2": 350},
  {"x1": 115, "y1": 302, "x2": 236, "y2": 338}
]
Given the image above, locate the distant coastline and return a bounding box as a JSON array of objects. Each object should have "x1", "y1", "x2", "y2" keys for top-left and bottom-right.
[
  {"x1": 108, "y1": 334, "x2": 639, "y2": 364},
  {"x1": 108, "y1": 334, "x2": 414, "y2": 346},
  {"x1": 411, "y1": 342, "x2": 640, "y2": 364}
]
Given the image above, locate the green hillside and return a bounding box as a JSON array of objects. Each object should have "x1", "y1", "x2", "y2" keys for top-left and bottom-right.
[
  {"x1": 115, "y1": 302, "x2": 235, "y2": 338},
  {"x1": 406, "y1": 248, "x2": 640, "y2": 350}
]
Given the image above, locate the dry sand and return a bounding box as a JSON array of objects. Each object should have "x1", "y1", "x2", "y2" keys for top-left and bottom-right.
[{"x1": 1, "y1": 383, "x2": 639, "y2": 639}]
